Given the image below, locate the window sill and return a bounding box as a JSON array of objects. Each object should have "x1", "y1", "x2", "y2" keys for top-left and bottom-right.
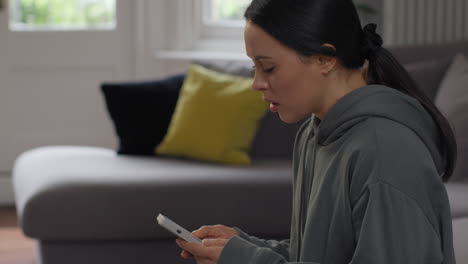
[{"x1": 155, "y1": 50, "x2": 250, "y2": 61}]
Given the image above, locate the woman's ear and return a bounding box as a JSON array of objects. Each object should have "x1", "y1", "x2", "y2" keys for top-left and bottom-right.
[{"x1": 317, "y1": 44, "x2": 337, "y2": 75}]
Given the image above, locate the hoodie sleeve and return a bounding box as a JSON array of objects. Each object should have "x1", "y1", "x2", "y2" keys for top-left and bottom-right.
[
  {"x1": 219, "y1": 229, "x2": 322, "y2": 264},
  {"x1": 231, "y1": 227, "x2": 290, "y2": 257},
  {"x1": 349, "y1": 182, "x2": 445, "y2": 264},
  {"x1": 218, "y1": 235, "x2": 321, "y2": 264}
]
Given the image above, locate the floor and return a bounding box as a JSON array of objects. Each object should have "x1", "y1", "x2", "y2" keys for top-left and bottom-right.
[{"x1": 0, "y1": 207, "x2": 36, "y2": 264}]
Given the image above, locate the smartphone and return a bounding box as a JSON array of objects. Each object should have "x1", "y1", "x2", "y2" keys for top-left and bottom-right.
[{"x1": 157, "y1": 214, "x2": 202, "y2": 244}]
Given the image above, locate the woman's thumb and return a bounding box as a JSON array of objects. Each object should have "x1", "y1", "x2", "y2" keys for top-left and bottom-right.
[{"x1": 193, "y1": 227, "x2": 210, "y2": 238}]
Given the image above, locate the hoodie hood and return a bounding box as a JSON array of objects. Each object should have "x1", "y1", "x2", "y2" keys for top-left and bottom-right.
[{"x1": 311, "y1": 84, "x2": 446, "y2": 176}]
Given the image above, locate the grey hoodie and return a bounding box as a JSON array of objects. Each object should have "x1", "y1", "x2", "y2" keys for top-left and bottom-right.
[{"x1": 218, "y1": 85, "x2": 455, "y2": 264}]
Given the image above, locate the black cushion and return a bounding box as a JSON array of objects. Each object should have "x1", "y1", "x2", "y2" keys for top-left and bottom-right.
[{"x1": 101, "y1": 74, "x2": 185, "y2": 155}]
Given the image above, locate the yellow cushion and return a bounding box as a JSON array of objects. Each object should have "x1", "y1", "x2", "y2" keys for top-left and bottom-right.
[{"x1": 156, "y1": 64, "x2": 268, "y2": 165}]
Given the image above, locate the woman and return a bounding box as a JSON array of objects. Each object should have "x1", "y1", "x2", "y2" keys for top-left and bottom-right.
[{"x1": 176, "y1": 0, "x2": 457, "y2": 263}]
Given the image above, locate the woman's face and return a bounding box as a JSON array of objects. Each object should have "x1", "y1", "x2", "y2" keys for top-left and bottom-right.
[{"x1": 244, "y1": 21, "x2": 329, "y2": 123}]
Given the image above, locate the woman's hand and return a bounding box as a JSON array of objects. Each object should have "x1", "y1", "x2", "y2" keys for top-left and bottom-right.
[
  {"x1": 178, "y1": 225, "x2": 240, "y2": 260},
  {"x1": 176, "y1": 238, "x2": 229, "y2": 264}
]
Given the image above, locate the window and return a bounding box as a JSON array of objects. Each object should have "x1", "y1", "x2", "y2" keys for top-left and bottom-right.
[
  {"x1": 9, "y1": 0, "x2": 116, "y2": 31},
  {"x1": 156, "y1": 0, "x2": 248, "y2": 55},
  {"x1": 160, "y1": 0, "x2": 380, "y2": 57},
  {"x1": 203, "y1": 0, "x2": 250, "y2": 26},
  {"x1": 194, "y1": 0, "x2": 249, "y2": 51}
]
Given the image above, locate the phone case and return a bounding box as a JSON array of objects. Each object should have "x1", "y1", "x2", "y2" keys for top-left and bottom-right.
[{"x1": 157, "y1": 214, "x2": 202, "y2": 244}]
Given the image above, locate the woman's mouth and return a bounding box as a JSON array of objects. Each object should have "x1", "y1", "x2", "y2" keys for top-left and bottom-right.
[
  {"x1": 269, "y1": 102, "x2": 280, "y2": 112},
  {"x1": 263, "y1": 97, "x2": 280, "y2": 112}
]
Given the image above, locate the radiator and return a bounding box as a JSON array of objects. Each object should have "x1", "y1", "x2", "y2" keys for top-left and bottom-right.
[{"x1": 383, "y1": 0, "x2": 468, "y2": 45}]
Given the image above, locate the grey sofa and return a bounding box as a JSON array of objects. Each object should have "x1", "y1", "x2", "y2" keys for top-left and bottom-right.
[{"x1": 13, "y1": 41, "x2": 468, "y2": 264}]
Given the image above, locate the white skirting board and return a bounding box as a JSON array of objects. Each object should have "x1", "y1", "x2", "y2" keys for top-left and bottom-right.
[{"x1": 0, "y1": 175, "x2": 15, "y2": 206}]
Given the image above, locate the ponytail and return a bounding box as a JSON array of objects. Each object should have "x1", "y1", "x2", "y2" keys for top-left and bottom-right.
[{"x1": 364, "y1": 24, "x2": 457, "y2": 182}]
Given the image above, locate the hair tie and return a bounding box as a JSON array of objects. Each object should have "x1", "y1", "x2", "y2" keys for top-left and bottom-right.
[{"x1": 362, "y1": 23, "x2": 383, "y2": 60}]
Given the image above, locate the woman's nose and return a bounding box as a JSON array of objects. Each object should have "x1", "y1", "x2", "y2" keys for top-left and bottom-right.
[{"x1": 252, "y1": 76, "x2": 268, "y2": 92}]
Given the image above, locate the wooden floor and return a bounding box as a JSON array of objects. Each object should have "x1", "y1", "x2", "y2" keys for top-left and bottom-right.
[{"x1": 0, "y1": 207, "x2": 36, "y2": 264}]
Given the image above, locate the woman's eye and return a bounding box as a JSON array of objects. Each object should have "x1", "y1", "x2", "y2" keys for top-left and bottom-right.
[{"x1": 251, "y1": 65, "x2": 275, "y2": 73}]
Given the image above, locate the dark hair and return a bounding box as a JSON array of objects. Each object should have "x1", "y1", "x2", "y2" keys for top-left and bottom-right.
[{"x1": 244, "y1": 0, "x2": 457, "y2": 182}]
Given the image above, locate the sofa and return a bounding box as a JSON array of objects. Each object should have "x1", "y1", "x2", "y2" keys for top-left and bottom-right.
[{"x1": 12, "y1": 41, "x2": 468, "y2": 264}]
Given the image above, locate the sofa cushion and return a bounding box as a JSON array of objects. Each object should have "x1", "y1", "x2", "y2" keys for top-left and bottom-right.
[
  {"x1": 403, "y1": 57, "x2": 452, "y2": 100},
  {"x1": 442, "y1": 99, "x2": 468, "y2": 182},
  {"x1": 250, "y1": 111, "x2": 305, "y2": 160},
  {"x1": 13, "y1": 146, "x2": 293, "y2": 241},
  {"x1": 445, "y1": 183, "x2": 468, "y2": 218},
  {"x1": 156, "y1": 64, "x2": 268, "y2": 165},
  {"x1": 193, "y1": 60, "x2": 254, "y2": 78},
  {"x1": 435, "y1": 54, "x2": 468, "y2": 181},
  {"x1": 452, "y1": 218, "x2": 468, "y2": 264},
  {"x1": 435, "y1": 54, "x2": 468, "y2": 107},
  {"x1": 193, "y1": 60, "x2": 304, "y2": 160},
  {"x1": 388, "y1": 41, "x2": 468, "y2": 65},
  {"x1": 101, "y1": 74, "x2": 184, "y2": 156},
  {"x1": 388, "y1": 41, "x2": 468, "y2": 101}
]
